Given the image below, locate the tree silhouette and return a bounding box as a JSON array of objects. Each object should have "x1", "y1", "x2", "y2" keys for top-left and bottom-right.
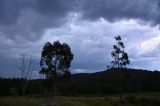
[
  {"x1": 40, "y1": 41, "x2": 74, "y2": 97},
  {"x1": 18, "y1": 55, "x2": 33, "y2": 96},
  {"x1": 111, "y1": 35, "x2": 130, "y2": 99},
  {"x1": 111, "y1": 36, "x2": 130, "y2": 68}
]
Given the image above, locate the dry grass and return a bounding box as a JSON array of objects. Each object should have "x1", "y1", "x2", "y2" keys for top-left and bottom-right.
[{"x1": 0, "y1": 93, "x2": 160, "y2": 106}]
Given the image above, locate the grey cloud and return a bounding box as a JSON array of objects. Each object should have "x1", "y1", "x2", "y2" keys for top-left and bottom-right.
[
  {"x1": 0, "y1": 55, "x2": 40, "y2": 78},
  {"x1": 0, "y1": 9, "x2": 64, "y2": 41},
  {"x1": 130, "y1": 57, "x2": 160, "y2": 71},
  {"x1": 0, "y1": 0, "x2": 160, "y2": 41},
  {"x1": 34, "y1": 0, "x2": 75, "y2": 18},
  {"x1": 79, "y1": 0, "x2": 160, "y2": 25},
  {"x1": 0, "y1": 0, "x2": 21, "y2": 25},
  {"x1": 0, "y1": 0, "x2": 77, "y2": 41},
  {"x1": 0, "y1": 0, "x2": 35, "y2": 25},
  {"x1": 0, "y1": 57, "x2": 19, "y2": 77},
  {"x1": 0, "y1": 0, "x2": 75, "y2": 26}
]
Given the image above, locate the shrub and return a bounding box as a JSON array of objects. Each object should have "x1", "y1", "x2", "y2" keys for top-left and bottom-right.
[{"x1": 124, "y1": 95, "x2": 136, "y2": 103}]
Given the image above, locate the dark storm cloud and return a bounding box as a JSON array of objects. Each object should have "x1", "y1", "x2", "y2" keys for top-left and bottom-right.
[
  {"x1": 34, "y1": 0, "x2": 75, "y2": 18},
  {"x1": 0, "y1": 0, "x2": 76, "y2": 40},
  {"x1": 0, "y1": 0, "x2": 34, "y2": 25},
  {"x1": 0, "y1": 0, "x2": 20, "y2": 25},
  {"x1": 0, "y1": 0, "x2": 160, "y2": 41},
  {"x1": 79, "y1": 0, "x2": 160, "y2": 25},
  {"x1": 0, "y1": 0, "x2": 75, "y2": 25}
]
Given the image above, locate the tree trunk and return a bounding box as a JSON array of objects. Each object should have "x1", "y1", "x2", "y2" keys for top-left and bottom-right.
[
  {"x1": 22, "y1": 79, "x2": 28, "y2": 96},
  {"x1": 119, "y1": 68, "x2": 123, "y2": 100},
  {"x1": 22, "y1": 79, "x2": 26, "y2": 96},
  {"x1": 53, "y1": 80, "x2": 58, "y2": 101}
]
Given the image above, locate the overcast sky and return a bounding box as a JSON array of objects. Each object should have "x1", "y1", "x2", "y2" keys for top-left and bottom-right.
[{"x1": 1, "y1": 0, "x2": 160, "y2": 78}]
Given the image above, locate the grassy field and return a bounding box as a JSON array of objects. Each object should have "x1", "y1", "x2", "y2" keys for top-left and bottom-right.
[{"x1": 0, "y1": 93, "x2": 160, "y2": 106}]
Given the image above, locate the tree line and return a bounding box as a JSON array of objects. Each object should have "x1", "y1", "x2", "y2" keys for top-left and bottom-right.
[{"x1": 1, "y1": 68, "x2": 160, "y2": 96}]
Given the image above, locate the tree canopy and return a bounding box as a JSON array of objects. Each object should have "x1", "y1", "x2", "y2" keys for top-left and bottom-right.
[
  {"x1": 40, "y1": 41, "x2": 73, "y2": 78},
  {"x1": 111, "y1": 36, "x2": 130, "y2": 68}
]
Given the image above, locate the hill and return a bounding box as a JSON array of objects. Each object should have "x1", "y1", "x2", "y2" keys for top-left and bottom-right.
[
  {"x1": 66, "y1": 68, "x2": 160, "y2": 95},
  {"x1": 1, "y1": 68, "x2": 160, "y2": 96}
]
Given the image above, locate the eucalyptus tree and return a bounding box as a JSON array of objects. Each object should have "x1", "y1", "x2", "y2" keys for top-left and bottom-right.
[
  {"x1": 111, "y1": 35, "x2": 130, "y2": 68},
  {"x1": 111, "y1": 35, "x2": 130, "y2": 99},
  {"x1": 40, "y1": 41, "x2": 74, "y2": 97}
]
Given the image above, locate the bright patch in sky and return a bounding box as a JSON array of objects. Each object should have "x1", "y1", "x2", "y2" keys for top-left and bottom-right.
[
  {"x1": 138, "y1": 35, "x2": 160, "y2": 55},
  {"x1": 37, "y1": 15, "x2": 160, "y2": 72}
]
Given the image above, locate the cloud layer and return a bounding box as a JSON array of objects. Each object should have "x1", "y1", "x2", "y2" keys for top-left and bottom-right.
[
  {"x1": 80, "y1": 0, "x2": 160, "y2": 25},
  {"x1": 0, "y1": 0, "x2": 160, "y2": 77},
  {"x1": 0, "y1": 0, "x2": 160, "y2": 41}
]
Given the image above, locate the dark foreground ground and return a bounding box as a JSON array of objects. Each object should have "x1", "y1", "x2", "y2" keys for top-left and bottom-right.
[{"x1": 0, "y1": 92, "x2": 160, "y2": 106}]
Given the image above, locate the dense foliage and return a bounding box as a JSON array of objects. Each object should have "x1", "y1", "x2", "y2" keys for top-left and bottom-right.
[{"x1": 40, "y1": 41, "x2": 73, "y2": 96}]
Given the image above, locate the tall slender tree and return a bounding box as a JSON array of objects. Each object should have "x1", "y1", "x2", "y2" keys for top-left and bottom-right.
[
  {"x1": 111, "y1": 36, "x2": 130, "y2": 68},
  {"x1": 111, "y1": 35, "x2": 130, "y2": 99},
  {"x1": 40, "y1": 41, "x2": 74, "y2": 97}
]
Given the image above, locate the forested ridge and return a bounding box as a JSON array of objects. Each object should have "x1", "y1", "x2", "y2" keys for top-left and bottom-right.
[{"x1": 1, "y1": 68, "x2": 160, "y2": 96}]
